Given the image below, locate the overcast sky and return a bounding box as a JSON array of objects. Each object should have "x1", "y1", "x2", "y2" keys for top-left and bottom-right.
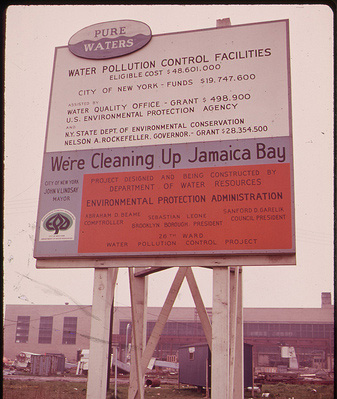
[{"x1": 4, "y1": 4, "x2": 334, "y2": 310}]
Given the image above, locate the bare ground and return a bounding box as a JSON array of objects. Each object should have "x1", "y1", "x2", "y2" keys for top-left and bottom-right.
[{"x1": 3, "y1": 375, "x2": 334, "y2": 399}]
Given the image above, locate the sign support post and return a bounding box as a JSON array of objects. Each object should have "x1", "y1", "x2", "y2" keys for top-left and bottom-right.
[
  {"x1": 128, "y1": 267, "x2": 187, "y2": 399},
  {"x1": 233, "y1": 268, "x2": 244, "y2": 399},
  {"x1": 185, "y1": 267, "x2": 212, "y2": 347},
  {"x1": 86, "y1": 268, "x2": 118, "y2": 399},
  {"x1": 229, "y1": 267, "x2": 239, "y2": 398},
  {"x1": 212, "y1": 267, "x2": 231, "y2": 399},
  {"x1": 127, "y1": 266, "x2": 244, "y2": 399},
  {"x1": 211, "y1": 266, "x2": 243, "y2": 399},
  {"x1": 113, "y1": 345, "x2": 118, "y2": 399},
  {"x1": 128, "y1": 268, "x2": 148, "y2": 399}
]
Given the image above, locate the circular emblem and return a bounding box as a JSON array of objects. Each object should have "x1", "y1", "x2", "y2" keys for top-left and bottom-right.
[
  {"x1": 39, "y1": 209, "x2": 76, "y2": 242},
  {"x1": 43, "y1": 211, "x2": 73, "y2": 235}
]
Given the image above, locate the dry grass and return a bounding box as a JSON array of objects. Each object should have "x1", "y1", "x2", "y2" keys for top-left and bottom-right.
[
  {"x1": 2, "y1": 380, "x2": 204, "y2": 399},
  {"x1": 3, "y1": 379, "x2": 334, "y2": 399},
  {"x1": 3, "y1": 379, "x2": 87, "y2": 399},
  {"x1": 255, "y1": 383, "x2": 334, "y2": 399}
]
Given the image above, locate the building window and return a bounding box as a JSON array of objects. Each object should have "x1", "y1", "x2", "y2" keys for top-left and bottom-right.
[
  {"x1": 313, "y1": 324, "x2": 324, "y2": 338},
  {"x1": 301, "y1": 324, "x2": 313, "y2": 338},
  {"x1": 62, "y1": 317, "x2": 77, "y2": 344},
  {"x1": 324, "y1": 324, "x2": 334, "y2": 339},
  {"x1": 15, "y1": 316, "x2": 30, "y2": 343},
  {"x1": 38, "y1": 316, "x2": 53, "y2": 344}
]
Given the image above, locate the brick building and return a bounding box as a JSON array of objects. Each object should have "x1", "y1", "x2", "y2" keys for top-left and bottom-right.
[
  {"x1": 3, "y1": 304, "x2": 92, "y2": 362},
  {"x1": 3, "y1": 293, "x2": 334, "y2": 370}
]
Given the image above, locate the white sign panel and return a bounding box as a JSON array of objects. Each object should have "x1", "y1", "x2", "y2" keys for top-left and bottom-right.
[
  {"x1": 34, "y1": 20, "x2": 295, "y2": 260},
  {"x1": 46, "y1": 20, "x2": 290, "y2": 152}
]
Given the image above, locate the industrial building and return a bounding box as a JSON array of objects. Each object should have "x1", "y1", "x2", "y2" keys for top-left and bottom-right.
[{"x1": 3, "y1": 292, "x2": 334, "y2": 372}]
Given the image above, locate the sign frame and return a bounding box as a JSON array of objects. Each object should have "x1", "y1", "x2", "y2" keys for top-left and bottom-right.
[
  {"x1": 36, "y1": 254, "x2": 296, "y2": 268},
  {"x1": 34, "y1": 19, "x2": 296, "y2": 266}
]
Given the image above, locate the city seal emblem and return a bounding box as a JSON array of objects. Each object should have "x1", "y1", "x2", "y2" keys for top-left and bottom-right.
[{"x1": 39, "y1": 209, "x2": 76, "y2": 241}]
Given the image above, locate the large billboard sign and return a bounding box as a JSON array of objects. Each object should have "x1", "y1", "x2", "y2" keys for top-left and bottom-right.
[{"x1": 34, "y1": 19, "x2": 295, "y2": 259}]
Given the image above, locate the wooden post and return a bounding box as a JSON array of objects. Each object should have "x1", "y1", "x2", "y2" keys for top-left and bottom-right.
[
  {"x1": 185, "y1": 267, "x2": 212, "y2": 348},
  {"x1": 114, "y1": 346, "x2": 118, "y2": 399},
  {"x1": 86, "y1": 268, "x2": 118, "y2": 399},
  {"x1": 229, "y1": 268, "x2": 238, "y2": 399},
  {"x1": 139, "y1": 267, "x2": 187, "y2": 375},
  {"x1": 252, "y1": 346, "x2": 255, "y2": 398},
  {"x1": 213, "y1": 15, "x2": 233, "y2": 398},
  {"x1": 128, "y1": 267, "x2": 187, "y2": 399},
  {"x1": 233, "y1": 268, "x2": 244, "y2": 399},
  {"x1": 125, "y1": 263, "x2": 243, "y2": 399},
  {"x1": 128, "y1": 268, "x2": 148, "y2": 399},
  {"x1": 212, "y1": 267, "x2": 230, "y2": 399},
  {"x1": 106, "y1": 299, "x2": 114, "y2": 392}
]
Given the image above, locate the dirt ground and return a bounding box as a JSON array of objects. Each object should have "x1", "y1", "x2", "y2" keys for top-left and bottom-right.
[
  {"x1": 3, "y1": 377, "x2": 203, "y2": 399},
  {"x1": 3, "y1": 375, "x2": 334, "y2": 399}
]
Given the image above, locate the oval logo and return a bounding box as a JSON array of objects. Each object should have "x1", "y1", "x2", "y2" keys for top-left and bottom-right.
[
  {"x1": 68, "y1": 19, "x2": 152, "y2": 59},
  {"x1": 43, "y1": 211, "x2": 73, "y2": 235}
]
